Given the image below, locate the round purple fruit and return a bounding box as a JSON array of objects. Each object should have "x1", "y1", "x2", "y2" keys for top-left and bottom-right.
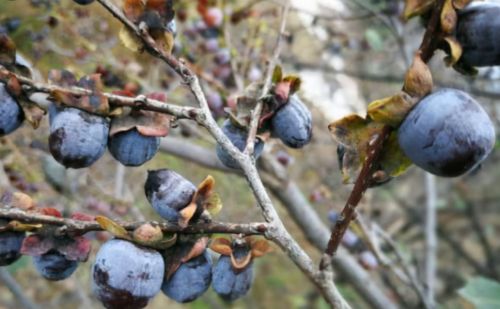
[
  {"x1": 144, "y1": 169, "x2": 197, "y2": 222},
  {"x1": 33, "y1": 250, "x2": 78, "y2": 281},
  {"x1": 108, "y1": 128, "x2": 160, "y2": 166},
  {"x1": 271, "y1": 95, "x2": 312, "y2": 148},
  {"x1": 456, "y1": 2, "x2": 500, "y2": 67},
  {"x1": 161, "y1": 250, "x2": 212, "y2": 303},
  {"x1": 0, "y1": 230, "x2": 25, "y2": 266},
  {"x1": 398, "y1": 88, "x2": 495, "y2": 177},
  {"x1": 48, "y1": 105, "x2": 109, "y2": 169},
  {"x1": 92, "y1": 239, "x2": 164, "y2": 309},
  {"x1": 216, "y1": 120, "x2": 264, "y2": 169},
  {"x1": 0, "y1": 83, "x2": 24, "y2": 136}
]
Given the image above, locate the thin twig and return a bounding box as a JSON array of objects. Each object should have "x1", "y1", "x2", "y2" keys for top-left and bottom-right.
[
  {"x1": 0, "y1": 67, "x2": 199, "y2": 120},
  {"x1": 0, "y1": 268, "x2": 40, "y2": 309},
  {"x1": 424, "y1": 173, "x2": 437, "y2": 308},
  {"x1": 374, "y1": 225, "x2": 433, "y2": 309},
  {"x1": 244, "y1": 1, "x2": 290, "y2": 156},
  {"x1": 0, "y1": 207, "x2": 268, "y2": 236}
]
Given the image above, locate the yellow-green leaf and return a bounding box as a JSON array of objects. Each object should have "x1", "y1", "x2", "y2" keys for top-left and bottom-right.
[
  {"x1": 95, "y1": 215, "x2": 131, "y2": 240},
  {"x1": 119, "y1": 26, "x2": 143, "y2": 52},
  {"x1": 368, "y1": 93, "x2": 416, "y2": 127},
  {"x1": 378, "y1": 131, "x2": 413, "y2": 177},
  {"x1": 8, "y1": 221, "x2": 42, "y2": 232},
  {"x1": 272, "y1": 65, "x2": 283, "y2": 83}
]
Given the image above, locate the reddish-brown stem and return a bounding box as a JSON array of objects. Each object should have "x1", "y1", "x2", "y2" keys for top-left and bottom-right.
[{"x1": 322, "y1": 0, "x2": 447, "y2": 264}]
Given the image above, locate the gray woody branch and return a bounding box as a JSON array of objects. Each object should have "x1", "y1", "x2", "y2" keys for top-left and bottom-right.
[{"x1": 89, "y1": 0, "x2": 349, "y2": 306}]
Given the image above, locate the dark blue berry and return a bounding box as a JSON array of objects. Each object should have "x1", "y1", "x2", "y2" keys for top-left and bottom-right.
[
  {"x1": 144, "y1": 169, "x2": 197, "y2": 222},
  {"x1": 92, "y1": 239, "x2": 164, "y2": 309},
  {"x1": 212, "y1": 246, "x2": 254, "y2": 301},
  {"x1": 48, "y1": 105, "x2": 109, "y2": 169},
  {"x1": 162, "y1": 250, "x2": 212, "y2": 303},
  {"x1": 33, "y1": 250, "x2": 78, "y2": 281},
  {"x1": 271, "y1": 95, "x2": 312, "y2": 148},
  {"x1": 108, "y1": 128, "x2": 160, "y2": 166},
  {"x1": 457, "y1": 2, "x2": 500, "y2": 67},
  {"x1": 0, "y1": 83, "x2": 24, "y2": 136},
  {"x1": 0, "y1": 231, "x2": 25, "y2": 266},
  {"x1": 398, "y1": 88, "x2": 495, "y2": 177},
  {"x1": 216, "y1": 120, "x2": 264, "y2": 169}
]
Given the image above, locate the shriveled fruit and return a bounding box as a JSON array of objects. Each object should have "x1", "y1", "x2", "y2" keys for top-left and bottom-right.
[
  {"x1": 0, "y1": 83, "x2": 24, "y2": 136},
  {"x1": 48, "y1": 105, "x2": 109, "y2": 169},
  {"x1": 144, "y1": 169, "x2": 196, "y2": 222},
  {"x1": 456, "y1": 2, "x2": 500, "y2": 67},
  {"x1": 33, "y1": 250, "x2": 78, "y2": 281},
  {"x1": 92, "y1": 239, "x2": 164, "y2": 309},
  {"x1": 398, "y1": 88, "x2": 495, "y2": 177},
  {"x1": 162, "y1": 250, "x2": 212, "y2": 303},
  {"x1": 108, "y1": 128, "x2": 160, "y2": 166},
  {"x1": 271, "y1": 95, "x2": 312, "y2": 148},
  {"x1": 216, "y1": 120, "x2": 264, "y2": 169}
]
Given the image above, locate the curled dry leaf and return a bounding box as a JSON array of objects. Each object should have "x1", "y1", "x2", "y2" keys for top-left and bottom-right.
[
  {"x1": 368, "y1": 92, "x2": 417, "y2": 127},
  {"x1": 403, "y1": 54, "x2": 433, "y2": 98},
  {"x1": 443, "y1": 36, "x2": 463, "y2": 66},
  {"x1": 0, "y1": 71, "x2": 45, "y2": 128},
  {"x1": 19, "y1": 98, "x2": 45, "y2": 129},
  {"x1": 123, "y1": 0, "x2": 145, "y2": 22},
  {"x1": 191, "y1": 175, "x2": 222, "y2": 216},
  {"x1": 329, "y1": 115, "x2": 413, "y2": 183},
  {"x1": 163, "y1": 237, "x2": 207, "y2": 280},
  {"x1": 21, "y1": 234, "x2": 52, "y2": 256},
  {"x1": 95, "y1": 215, "x2": 131, "y2": 240},
  {"x1": 49, "y1": 70, "x2": 110, "y2": 115},
  {"x1": 403, "y1": 0, "x2": 436, "y2": 20},
  {"x1": 0, "y1": 33, "x2": 16, "y2": 66},
  {"x1": 181, "y1": 237, "x2": 208, "y2": 263},
  {"x1": 210, "y1": 237, "x2": 233, "y2": 256},
  {"x1": 441, "y1": 0, "x2": 457, "y2": 34},
  {"x1": 71, "y1": 212, "x2": 95, "y2": 221},
  {"x1": 109, "y1": 109, "x2": 170, "y2": 138},
  {"x1": 36, "y1": 207, "x2": 62, "y2": 218},
  {"x1": 249, "y1": 239, "x2": 272, "y2": 258},
  {"x1": 178, "y1": 203, "x2": 197, "y2": 228},
  {"x1": 57, "y1": 236, "x2": 92, "y2": 262}
]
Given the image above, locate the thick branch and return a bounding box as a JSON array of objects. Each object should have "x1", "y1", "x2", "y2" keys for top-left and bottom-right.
[{"x1": 0, "y1": 208, "x2": 268, "y2": 236}]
